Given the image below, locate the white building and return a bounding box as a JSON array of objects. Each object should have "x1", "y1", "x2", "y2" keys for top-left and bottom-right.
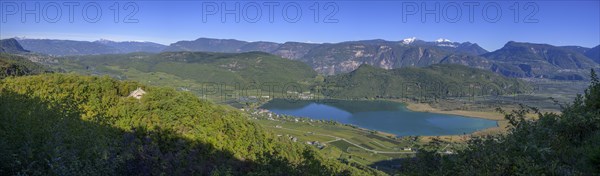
[{"x1": 128, "y1": 87, "x2": 146, "y2": 99}]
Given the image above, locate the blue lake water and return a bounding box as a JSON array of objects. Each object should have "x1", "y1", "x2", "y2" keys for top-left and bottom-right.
[{"x1": 261, "y1": 99, "x2": 498, "y2": 136}]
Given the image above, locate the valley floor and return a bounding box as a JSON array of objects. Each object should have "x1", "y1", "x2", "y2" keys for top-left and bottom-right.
[{"x1": 250, "y1": 117, "x2": 422, "y2": 173}]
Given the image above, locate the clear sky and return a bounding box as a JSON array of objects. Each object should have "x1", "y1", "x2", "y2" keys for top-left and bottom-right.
[{"x1": 1, "y1": 0, "x2": 599, "y2": 51}]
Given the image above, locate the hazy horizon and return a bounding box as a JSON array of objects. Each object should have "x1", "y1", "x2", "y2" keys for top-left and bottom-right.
[{"x1": 2, "y1": 1, "x2": 599, "y2": 51}]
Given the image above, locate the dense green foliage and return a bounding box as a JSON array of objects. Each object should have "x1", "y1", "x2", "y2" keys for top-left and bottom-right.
[
  {"x1": 0, "y1": 53, "x2": 53, "y2": 79},
  {"x1": 399, "y1": 69, "x2": 600, "y2": 175},
  {"x1": 0, "y1": 74, "x2": 382, "y2": 175},
  {"x1": 321, "y1": 64, "x2": 530, "y2": 100}
]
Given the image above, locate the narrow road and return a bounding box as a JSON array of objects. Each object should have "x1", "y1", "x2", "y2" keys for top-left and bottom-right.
[
  {"x1": 371, "y1": 140, "x2": 392, "y2": 149},
  {"x1": 325, "y1": 139, "x2": 341, "y2": 143},
  {"x1": 440, "y1": 144, "x2": 450, "y2": 151}
]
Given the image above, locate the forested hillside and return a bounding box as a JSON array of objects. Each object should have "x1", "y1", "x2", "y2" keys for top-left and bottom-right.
[
  {"x1": 60, "y1": 51, "x2": 317, "y2": 85},
  {"x1": 398, "y1": 69, "x2": 600, "y2": 175},
  {"x1": 0, "y1": 53, "x2": 53, "y2": 78},
  {"x1": 321, "y1": 64, "x2": 530, "y2": 100},
  {"x1": 0, "y1": 74, "x2": 382, "y2": 175}
]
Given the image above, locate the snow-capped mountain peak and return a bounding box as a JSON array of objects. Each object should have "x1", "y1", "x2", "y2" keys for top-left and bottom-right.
[
  {"x1": 435, "y1": 38, "x2": 451, "y2": 43},
  {"x1": 94, "y1": 39, "x2": 153, "y2": 44},
  {"x1": 95, "y1": 39, "x2": 114, "y2": 44},
  {"x1": 402, "y1": 37, "x2": 417, "y2": 44}
]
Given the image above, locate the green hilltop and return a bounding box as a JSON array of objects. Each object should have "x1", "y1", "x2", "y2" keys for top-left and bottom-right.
[{"x1": 0, "y1": 73, "x2": 382, "y2": 175}]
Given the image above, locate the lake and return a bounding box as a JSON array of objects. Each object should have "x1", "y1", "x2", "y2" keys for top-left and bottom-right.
[{"x1": 261, "y1": 99, "x2": 498, "y2": 136}]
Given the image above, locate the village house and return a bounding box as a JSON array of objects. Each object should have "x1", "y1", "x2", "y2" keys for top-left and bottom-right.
[{"x1": 128, "y1": 87, "x2": 146, "y2": 99}]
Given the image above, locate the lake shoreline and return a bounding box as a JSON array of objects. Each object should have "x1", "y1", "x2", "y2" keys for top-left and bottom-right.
[
  {"x1": 262, "y1": 98, "x2": 503, "y2": 138},
  {"x1": 309, "y1": 98, "x2": 510, "y2": 139},
  {"x1": 398, "y1": 101, "x2": 510, "y2": 140},
  {"x1": 269, "y1": 98, "x2": 506, "y2": 121},
  {"x1": 403, "y1": 102, "x2": 505, "y2": 121}
]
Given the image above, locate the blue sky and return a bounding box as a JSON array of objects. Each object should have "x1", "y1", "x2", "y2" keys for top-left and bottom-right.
[{"x1": 1, "y1": 0, "x2": 599, "y2": 51}]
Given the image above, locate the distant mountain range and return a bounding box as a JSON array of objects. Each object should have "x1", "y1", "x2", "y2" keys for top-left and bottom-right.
[
  {"x1": 0, "y1": 38, "x2": 30, "y2": 54},
  {"x1": 15, "y1": 38, "x2": 166, "y2": 56},
  {"x1": 94, "y1": 39, "x2": 167, "y2": 53},
  {"x1": 164, "y1": 37, "x2": 490, "y2": 74},
  {"x1": 585, "y1": 45, "x2": 600, "y2": 64},
  {"x1": 164, "y1": 38, "x2": 284, "y2": 53},
  {"x1": 159, "y1": 37, "x2": 599, "y2": 79},
  {"x1": 58, "y1": 51, "x2": 316, "y2": 87},
  {"x1": 4, "y1": 37, "x2": 600, "y2": 80},
  {"x1": 285, "y1": 39, "x2": 490, "y2": 75}
]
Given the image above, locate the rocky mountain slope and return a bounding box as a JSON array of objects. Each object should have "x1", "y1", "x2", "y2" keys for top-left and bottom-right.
[
  {"x1": 482, "y1": 41, "x2": 598, "y2": 80},
  {"x1": 585, "y1": 45, "x2": 600, "y2": 64}
]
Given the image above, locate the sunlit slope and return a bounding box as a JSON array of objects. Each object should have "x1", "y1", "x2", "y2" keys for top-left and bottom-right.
[{"x1": 0, "y1": 74, "x2": 382, "y2": 175}]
